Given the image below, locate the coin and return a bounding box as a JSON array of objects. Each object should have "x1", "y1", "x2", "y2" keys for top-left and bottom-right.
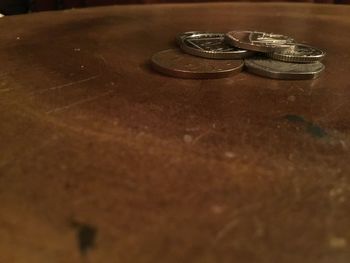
[
  {"x1": 225, "y1": 31, "x2": 295, "y2": 53},
  {"x1": 178, "y1": 32, "x2": 255, "y2": 59},
  {"x1": 268, "y1": 44, "x2": 325, "y2": 63},
  {"x1": 151, "y1": 49, "x2": 244, "y2": 79},
  {"x1": 175, "y1": 31, "x2": 203, "y2": 46},
  {"x1": 244, "y1": 57, "x2": 325, "y2": 80}
]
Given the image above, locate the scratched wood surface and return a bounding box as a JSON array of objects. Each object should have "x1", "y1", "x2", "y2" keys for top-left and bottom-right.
[{"x1": 0, "y1": 3, "x2": 350, "y2": 263}]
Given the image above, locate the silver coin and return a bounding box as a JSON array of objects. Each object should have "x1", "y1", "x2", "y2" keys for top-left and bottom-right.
[
  {"x1": 178, "y1": 32, "x2": 255, "y2": 59},
  {"x1": 151, "y1": 49, "x2": 244, "y2": 79},
  {"x1": 175, "y1": 31, "x2": 203, "y2": 46},
  {"x1": 268, "y1": 44, "x2": 326, "y2": 63},
  {"x1": 244, "y1": 57, "x2": 325, "y2": 80},
  {"x1": 225, "y1": 31, "x2": 295, "y2": 53}
]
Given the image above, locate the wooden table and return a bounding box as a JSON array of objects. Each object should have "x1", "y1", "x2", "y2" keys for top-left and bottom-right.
[{"x1": 0, "y1": 3, "x2": 350, "y2": 263}]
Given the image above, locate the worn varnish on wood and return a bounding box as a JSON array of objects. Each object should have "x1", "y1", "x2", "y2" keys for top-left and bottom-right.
[{"x1": 0, "y1": 3, "x2": 350, "y2": 263}]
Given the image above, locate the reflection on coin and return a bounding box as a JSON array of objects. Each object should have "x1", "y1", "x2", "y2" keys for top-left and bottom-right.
[
  {"x1": 179, "y1": 32, "x2": 254, "y2": 59},
  {"x1": 176, "y1": 31, "x2": 203, "y2": 46},
  {"x1": 268, "y1": 44, "x2": 326, "y2": 63},
  {"x1": 245, "y1": 57, "x2": 325, "y2": 80},
  {"x1": 226, "y1": 31, "x2": 295, "y2": 53},
  {"x1": 151, "y1": 49, "x2": 244, "y2": 79}
]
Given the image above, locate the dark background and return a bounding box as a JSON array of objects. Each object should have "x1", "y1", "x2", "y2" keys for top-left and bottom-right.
[{"x1": 0, "y1": 0, "x2": 349, "y2": 15}]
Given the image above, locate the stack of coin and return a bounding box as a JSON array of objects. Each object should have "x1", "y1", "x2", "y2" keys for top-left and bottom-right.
[{"x1": 150, "y1": 30, "x2": 326, "y2": 80}]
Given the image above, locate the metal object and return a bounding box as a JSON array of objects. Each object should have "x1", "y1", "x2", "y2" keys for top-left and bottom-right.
[
  {"x1": 225, "y1": 31, "x2": 295, "y2": 53},
  {"x1": 244, "y1": 57, "x2": 325, "y2": 80},
  {"x1": 178, "y1": 32, "x2": 254, "y2": 59},
  {"x1": 151, "y1": 49, "x2": 244, "y2": 79},
  {"x1": 268, "y1": 44, "x2": 326, "y2": 63},
  {"x1": 175, "y1": 31, "x2": 203, "y2": 46}
]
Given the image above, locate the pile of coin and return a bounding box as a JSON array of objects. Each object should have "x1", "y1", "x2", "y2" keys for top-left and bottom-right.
[{"x1": 151, "y1": 30, "x2": 326, "y2": 80}]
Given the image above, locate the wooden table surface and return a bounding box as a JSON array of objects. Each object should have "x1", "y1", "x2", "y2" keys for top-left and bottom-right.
[{"x1": 1, "y1": 3, "x2": 350, "y2": 263}]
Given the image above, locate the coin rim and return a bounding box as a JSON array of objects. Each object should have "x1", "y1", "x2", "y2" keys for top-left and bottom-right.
[
  {"x1": 225, "y1": 31, "x2": 295, "y2": 53},
  {"x1": 175, "y1": 31, "x2": 204, "y2": 46},
  {"x1": 268, "y1": 44, "x2": 326, "y2": 63},
  {"x1": 151, "y1": 49, "x2": 244, "y2": 79},
  {"x1": 244, "y1": 58, "x2": 325, "y2": 80},
  {"x1": 178, "y1": 32, "x2": 254, "y2": 59}
]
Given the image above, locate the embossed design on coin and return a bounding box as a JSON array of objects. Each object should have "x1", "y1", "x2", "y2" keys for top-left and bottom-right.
[
  {"x1": 225, "y1": 31, "x2": 295, "y2": 52},
  {"x1": 175, "y1": 31, "x2": 203, "y2": 46},
  {"x1": 268, "y1": 44, "x2": 326, "y2": 63},
  {"x1": 151, "y1": 49, "x2": 244, "y2": 79},
  {"x1": 244, "y1": 57, "x2": 325, "y2": 80},
  {"x1": 178, "y1": 32, "x2": 254, "y2": 59}
]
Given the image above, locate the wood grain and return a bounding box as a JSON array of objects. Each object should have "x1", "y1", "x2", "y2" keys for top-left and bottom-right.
[{"x1": 0, "y1": 3, "x2": 349, "y2": 263}]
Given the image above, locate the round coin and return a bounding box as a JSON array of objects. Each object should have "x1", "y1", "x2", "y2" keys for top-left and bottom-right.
[
  {"x1": 244, "y1": 57, "x2": 325, "y2": 80},
  {"x1": 225, "y1": 31, "x2": 295, "y2": 53},
  {"x1": 268, "y1": 44, "x2": 325, "y2": 63},
  {"x1": 179, "y1": 32, "x2": 254, "y2": 59},
  {"x1": 151, "y1": 49, "x2": 244, "y2": 79}
]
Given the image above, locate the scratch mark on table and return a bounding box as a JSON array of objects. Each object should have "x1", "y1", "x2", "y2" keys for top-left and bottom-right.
[
  {"x1": 317, "y1": 101, "x2": 347, "y2": 121},
  {"x1": 98, "y1": 55, "x2": 108, "y2": 66},
  {"x1": 30, "y1": 75, "x2": 99, "y2": 95},
  {"x1": 192, "y1": 129, "x2": 223, "y2": 144},
  {"x1": 0, "y1": 88, "x2": 15, "y2": 93},
  {"x1": 46, "y1": 90, "x2": 113, "y2": 114},
  {"x1": 214, "y1": 218, "x2": 239, "y2": 244}
]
